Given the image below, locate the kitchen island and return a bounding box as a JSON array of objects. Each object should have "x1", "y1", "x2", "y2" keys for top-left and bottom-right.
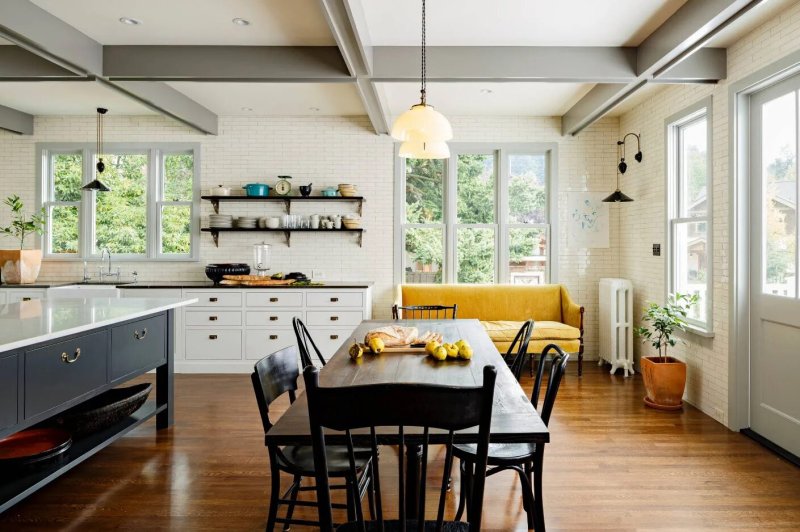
[{"x1": 0, "y1": 296, "x2": 195, "y2": 513}]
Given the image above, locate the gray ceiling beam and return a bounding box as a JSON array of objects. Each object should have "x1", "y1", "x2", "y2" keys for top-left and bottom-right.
[
  {"x1": 562, "y1": 0, "x2": 759, "y2": 135},
  {"x1": 653, "y1": 48, "x2": 726, "y2": 82},
  {"x1": 98, "y1": 80, "x2": 218, "y2": 135},
  {"x1": 0, "y1": 0, "x2": 218, "y2": 135},
  {"x1": 0, "y1": 103, "x2": 33, "y2": 135},
  {"x1": 103, "y1": 46, "x2": 351, "y2": 82},
  {"x1": 318, "y1": 0, "x2": 389, "y2": 135},
  {"x1": 0, "y1": 46, "x2": 79, "y2": 79},
  {"x1": 373, "y1": 46, "x2": 638, "y2": 82}
]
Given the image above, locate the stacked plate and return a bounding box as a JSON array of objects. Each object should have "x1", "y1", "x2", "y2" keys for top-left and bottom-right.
[
  {"x1": 338, "y1": 183, "x2": 358, "y2": 197},
  {"x1": 235, "y1": 216, "x2": 258, "y2": 229},
  {"x1": 209, "y1": 214, "x2": 233, "y2": 228}
]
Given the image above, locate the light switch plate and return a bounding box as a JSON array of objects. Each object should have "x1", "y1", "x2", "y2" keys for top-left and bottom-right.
[{"x1": 652, "y1": 244, "x2": 661, "y2": 256}]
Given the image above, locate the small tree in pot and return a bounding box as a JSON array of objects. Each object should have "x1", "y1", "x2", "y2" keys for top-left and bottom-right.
[
  {"x1": 0, "y1": 195, "x2": 46, "y2": 284},
  {"x1": 635, "y1": 293, "x2": 698, "y2": 410}
]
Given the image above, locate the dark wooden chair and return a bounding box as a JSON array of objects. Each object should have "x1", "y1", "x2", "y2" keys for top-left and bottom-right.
[
  {"x1": 392, "y1": 303, "x2": 458, "y2": 320},
  {"x1": 292, "y1": 316, "x2": 327, "y2": 368},
  {"x1": 251, "y1": 345, "x2": 375, "y2": 531},
  {"x1": 502, "y1": 320, "x2": 534, "y2": 382},
  {"x1": 454, "y1": 346, "x2": 569, "y2": 532},
  {"x1": 303, "y1": 364, "x2": 497, "y2": 532}
]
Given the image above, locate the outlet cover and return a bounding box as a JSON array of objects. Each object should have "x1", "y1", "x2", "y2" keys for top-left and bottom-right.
[
  {"x1": 312, "y1": 269, "x2": 326, "y2": 279},
  {"x1": 652, "y1": 243, "x2": 661, "y2": 256}
]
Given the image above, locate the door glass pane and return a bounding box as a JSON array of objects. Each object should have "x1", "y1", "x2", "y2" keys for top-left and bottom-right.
[
  {"x1": 509, "y1": 154, "x2": 547, "y2": 223},
  {"x1": 163, "y1": 153, "x2": 194, "y2": 201},
  {"x1": 674, "y1": 221, "x2": 708, "y2": 322},
  {"x1": 50, "y1": 205, "x2": 79, "y2": 254},
  {"x1": 761, "y1": 92, "x2": 797, "y2": 297},
  {"x1": 405, "y1": 159, "x2": 443, "y2": 223},
  {"x1": 94, "y1": 153, "x2": 148, "y2": 255},
  {"x1": 457, "y1": 227, "x2": 495, "y2": 284},
  {"x1": 404, "y1": 227, "x2": 443, "y2": 283},
  {"x1": 457, "y1": 154, "x2": 494, "y2": 223},
  {"x1": 161, "y1": 205, "x2": 191, "y2": 255},
  {"x1": 53, "y1": 153, "x2": 82, "y2": 202},
  {"x1": 679, "y1": 119, "x2": 708, "y2": 217},
  {"x1": 509, "y1": 227, "x2": 548, "y2": 285}
]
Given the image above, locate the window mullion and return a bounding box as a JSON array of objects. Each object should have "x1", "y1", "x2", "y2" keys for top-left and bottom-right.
[
  {"x1": 446, "y1": 153, "x2": 457, "y2": 283},
  {"x1": 497, "y1": 149, "x2": 509, "y2": 284}
]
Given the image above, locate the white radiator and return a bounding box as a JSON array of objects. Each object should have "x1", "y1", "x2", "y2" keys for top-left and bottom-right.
[{"x1": 598, "y1": 278, "x2": 634, "y2": 377}]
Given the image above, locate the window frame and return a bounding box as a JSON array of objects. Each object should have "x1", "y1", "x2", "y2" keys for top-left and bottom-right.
[
  {"x1": 665, "y1": 97, "x2": 714, "y2": 335},
  {"x1": 36, "y1": 142, "x2": 201, "y2": 262},
  {"x1": 394, "y1": 142, "x2": 558, "y2": 285}
]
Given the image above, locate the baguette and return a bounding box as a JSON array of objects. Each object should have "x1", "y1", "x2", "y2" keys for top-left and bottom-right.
[{"x1": 364, "y1": 325, "x2": 419, "y2": 347}]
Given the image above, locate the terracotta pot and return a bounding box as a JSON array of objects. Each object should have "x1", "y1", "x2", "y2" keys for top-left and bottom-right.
[
  {"x1": 0, "y1": 249, "x2": 42, "y2": 284},
  {"x1": 641, "y1": 356, "x2": 686, "y2": 411}
]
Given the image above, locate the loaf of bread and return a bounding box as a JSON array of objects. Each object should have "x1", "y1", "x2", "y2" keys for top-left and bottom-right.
[{"x1": 364, "y1": 325, "x2": 419, "y2": 347}]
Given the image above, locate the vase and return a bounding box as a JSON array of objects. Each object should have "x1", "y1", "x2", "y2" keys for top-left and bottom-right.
[
  {"x1": 641, "y1": 356, "x2": 686, "y2": 411},
  {"x1": 0, "y1": 249, "x2": 43, "y2": 284}
]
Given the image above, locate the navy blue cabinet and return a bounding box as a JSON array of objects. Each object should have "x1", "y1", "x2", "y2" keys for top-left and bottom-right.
[
  {"x1": 111, "y1": 315, "x2": 166, "y2": 381},
  {"x1": 0, "y1": 353, "x2": 18, "y2": 431}
]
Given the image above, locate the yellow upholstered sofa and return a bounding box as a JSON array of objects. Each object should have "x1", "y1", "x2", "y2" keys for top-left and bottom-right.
[{"x1": 397, "y1": 284, "x2": 585, "y2": 375}]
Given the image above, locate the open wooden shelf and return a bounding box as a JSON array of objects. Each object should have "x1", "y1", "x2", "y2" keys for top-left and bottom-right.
[
  {"x1": 200, "y1": 195, "x2": 365, "y2": 215},
  {"x1": 201, "y1": 227, "x2": 364, "y2": 248}
]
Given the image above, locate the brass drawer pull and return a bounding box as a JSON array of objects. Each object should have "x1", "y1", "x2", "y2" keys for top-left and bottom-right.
[
  {"x1": 330, "y1": 334, "x2": 339, "y2": 340},
  {"x1": 134, "y1": 328, "x2": 148, "y2": 340},
  {"x1": 269, "y1": 316, "x2": 278, "y2": 321},
  {"x1": 330, "y1": 297, "x2": 339, "y2": 302},
  {"x1": 22, "y1": 297, "x2": 32, "y2": 302},
  {"x1": 209, "y1": 297, "x2": 218, "y2": 302},
  {"x1": 209, "y1": 316, "x2": 218, "y2": 321},
  {"x1": 209, "y1": 334, "x2": 218, "y2": 340},
  {"x1": 61, "y1": 348, "x2": 81, "y2": 364},
  {"x1": 330, "y1": 316, "x2": 339, "y2": 321},
  {"x1": 269, "y1": 297, "x2": 279, "y2": 302},
  {"x1": 269, "y1": 335, "x2": 278, "y2": 340}
]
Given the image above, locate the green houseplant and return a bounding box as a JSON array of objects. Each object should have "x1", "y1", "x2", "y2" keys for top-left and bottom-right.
[
  {"x1": 0, "y1": 195, "x2": 46, "y2": 284},
  {"x1": 635, "y1": 293, "x2": 698, "y2": 410}
]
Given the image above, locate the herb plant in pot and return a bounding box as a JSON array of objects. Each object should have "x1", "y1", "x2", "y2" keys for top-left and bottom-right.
[
  {"x1": 635, "y1": 293, "x2": 698, "y2": 411},
  {"x1": 0, "y1": 195, "x2": 46, "y2": 284}
]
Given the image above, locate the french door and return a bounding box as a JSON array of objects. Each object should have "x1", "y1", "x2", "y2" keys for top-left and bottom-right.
[{"x1": 749, "y1": 74, "x2": 800, "y2": 457}]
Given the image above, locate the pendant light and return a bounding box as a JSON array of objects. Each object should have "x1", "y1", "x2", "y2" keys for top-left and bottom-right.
[
  {"x1": 82, "y1": 107, "x2": 110, "y2": 192},
  {"x1": 603, "y1": 144, "x2": 634, "y2": 202},
  {"x1": 616, "y1": 132, "x2": 642, "y2": 174},
  {"x1": 391, "y1": 0, "x2": 452, "y2": 159}
]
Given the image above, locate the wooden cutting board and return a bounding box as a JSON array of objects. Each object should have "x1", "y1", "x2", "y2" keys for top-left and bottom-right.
[
  {"x1": 221, "y1": 275, "x2": 296, "y2": 286},
  {"x1": 356, "y1": 343, "x2": 427, "y2": 353}
]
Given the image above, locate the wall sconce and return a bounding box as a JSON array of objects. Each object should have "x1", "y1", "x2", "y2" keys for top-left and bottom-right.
[{"x1": 617, "y1": 132, "x2": 642, "y2": 174}]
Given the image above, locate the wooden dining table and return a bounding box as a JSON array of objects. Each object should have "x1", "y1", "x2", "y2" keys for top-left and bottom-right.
[{"x1": 265, "y1": 319, "x2": 549, "y2": 519}]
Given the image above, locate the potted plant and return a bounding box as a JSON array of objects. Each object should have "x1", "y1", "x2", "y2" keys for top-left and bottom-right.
[
  {"x1": 0, "y1": 195, "x2": 46, "y2": 284},
  {"x1": 635, "y1": 293, "x2": 698, "y2": 410}
]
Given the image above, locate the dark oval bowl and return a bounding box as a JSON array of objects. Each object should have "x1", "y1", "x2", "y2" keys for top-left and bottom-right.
[
  {"x1": 299, "y1": 185, "x2": 312, "y2": 196},
  {"x1": 205, "y1": 263, "x2": 251, "y2": 285}
]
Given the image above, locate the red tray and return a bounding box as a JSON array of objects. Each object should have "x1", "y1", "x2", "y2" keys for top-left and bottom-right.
[{"x1": 0, "y1": 428, "x2": 72, "y2": 468}]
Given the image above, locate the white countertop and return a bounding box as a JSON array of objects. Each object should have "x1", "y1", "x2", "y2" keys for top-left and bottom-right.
[{"x1": 0, "y1": 297, "x2": 196, "y2": 353}]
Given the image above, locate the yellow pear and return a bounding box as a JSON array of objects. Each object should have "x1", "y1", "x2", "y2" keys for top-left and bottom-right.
[
  {"x1": 425, "y1": 340, "x2": 441, "y2": 355},
  {"x1": 368, "y1": 337, "x2": 385, "y2": 354},
  {"x1": 431, "y1": 345, "x2": 448, "y2": 361},
  {"x1": 444, "y1": 343, "x2": 459, "y2": 358},
  {"x1": 458, "y1": 344, "x2": 473, "y2": 360},
  {"x1": 349, "y1": 343, "x2": 364, "y2": 360}
]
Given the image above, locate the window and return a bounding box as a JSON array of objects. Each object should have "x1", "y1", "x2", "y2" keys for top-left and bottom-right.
[
  {"x1": 38, "y1": 143, "x2": 199, "y2": 260},
  {"x1": 398, "y1": 144, "x2": 556, "y2": 285},
  {"x1": 666, "y1": 99, "x2": 712, "y2": 332}
]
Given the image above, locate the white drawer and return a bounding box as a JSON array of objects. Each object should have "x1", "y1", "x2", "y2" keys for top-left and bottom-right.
[
  {"x1": 185, "y1": 329, "x2": 242, "y2": 360},
  {"x1": 306, "y1": 310, "x2": 363, "y2": 327},
  {"x1": 185, "y1": 310, "x2": 242, "y2": 326},
  {"x1": 306, "y1": 291, "x2": 364, "y2": 308},
  {"x1": 246, "y1": 310, "x2": 302, "y2": 327},
  {"x1": 245, "y1": 329, "x2": 297, "y2": 361},
  {"x1": 184, "y1": 291, "x2": 242, "y2": 307},
  {"x1": 308, "y1": 327, "x2": 355, "y2": 362},
  {"x1": 121, "y1": 288, "x2": 182, "y2": 299},
  {"x1": 7, "y1": 290, "x2": 46, "y2": 303},
  {"x1": 246, "y1": 291, "x2": 303, "y2": 308},
  {"x1": 0, "y1": 291, "x2": 6, "y2": 305}
]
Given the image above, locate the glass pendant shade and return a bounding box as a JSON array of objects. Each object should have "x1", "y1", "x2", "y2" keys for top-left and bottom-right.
[
  {"x1": 391, "y1": 104, "x2": 453, "y2": 144},
  {"x1": 399, "y1": 140, "x2": 451, "y2": 159}
]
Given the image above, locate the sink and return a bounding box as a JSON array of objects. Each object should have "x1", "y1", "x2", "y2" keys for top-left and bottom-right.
[{"x1": 47, "y1": 284, "x2": 121, "y2": 299}]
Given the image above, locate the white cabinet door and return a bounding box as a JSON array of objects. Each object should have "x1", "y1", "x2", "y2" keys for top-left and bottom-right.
[{"x1": 7, "y1": 289, "x2": 46, "y2": 303}]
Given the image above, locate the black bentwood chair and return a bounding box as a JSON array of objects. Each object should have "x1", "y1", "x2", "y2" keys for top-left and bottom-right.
[
  {"x1": 251, "y1": 346, "x2": 375, "y2": 531},
  {"x1": 293, "y1": 316, "x2": 327, "y2": 368},
  {"x1": 454, "y1": 346, "x2": 570, "y2": 532},
  {"x1": 392, "y1": 304, "x2": 458, "y2": 320},
  {"x1": 502, "y1": 320, "x2": 534, "y2": 382},
  {"x1": 304, "y1": 364, "x2": 497, "y2": 532}
]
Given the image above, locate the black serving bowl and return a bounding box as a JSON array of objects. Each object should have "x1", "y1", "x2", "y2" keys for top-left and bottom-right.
[
  {"x1": 205, "y1": 263, "x2": 250, "y2": 285},
  {"x1": 299, "y1": 185, "x2": 312, "y2": 197}
]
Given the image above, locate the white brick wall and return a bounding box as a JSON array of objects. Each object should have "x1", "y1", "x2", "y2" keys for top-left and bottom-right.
[
  {"x1": 0, "y1": 114, "x2": 619, "y2": 357},
  {"x1": 618, "y1": 2, "x2": 800, "y2": 426}
]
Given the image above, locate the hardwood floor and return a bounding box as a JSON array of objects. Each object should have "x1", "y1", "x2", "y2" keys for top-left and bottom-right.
[{"x1": 2, "y1": 364, "x2": 799, "y2": 531}]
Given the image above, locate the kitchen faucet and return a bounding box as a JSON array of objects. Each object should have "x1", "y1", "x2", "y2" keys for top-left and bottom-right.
[{"x1": 99, "y1": 248, "x2": 120, "y2": 282}]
